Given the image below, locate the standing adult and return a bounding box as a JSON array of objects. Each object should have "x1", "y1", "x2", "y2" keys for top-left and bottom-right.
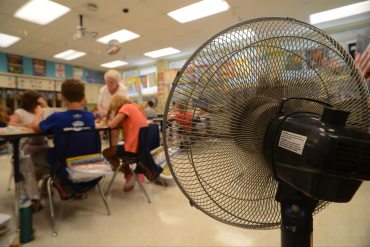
[
  {"x1": 97, "y1": 69, "x2": 128, "y2": 118},
  {"x1": 97, "y1": 69, "x2": 128, "y2": 145}
]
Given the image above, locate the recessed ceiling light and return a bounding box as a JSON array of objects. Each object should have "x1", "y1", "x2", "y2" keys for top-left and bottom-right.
[
  {"x1": 0, "y1": 33, "x2": 20, "y2": 48},
  {"x1": 14, "y1": 0, "x2": 71, "y2": 25},
  {"x1": 97, "y1": 29, "x2": 140, "y2": 44},
  {"x1": 101, "y1": 60, "x2": 128, "y2": 68},
  {"x1": 54, "y1": 49, "x2": 86, "y2": 60},
  {"x1": 167, "y1": 0, "x2": 230, "y2": 23},
  {"x1": 215, "y1": 29, "x2": 255, "y2": 43},
  {"x1": 310, "y1": 1, "x2": 370, "y2": 24},
  {"x1": 144, "y1": 47, "x2": 180, "y2": 58}
]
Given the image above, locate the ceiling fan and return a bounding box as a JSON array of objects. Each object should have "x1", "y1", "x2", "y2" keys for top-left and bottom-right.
[{"x1": 73, "y1": 14, "x2": 99, "y2": 40}]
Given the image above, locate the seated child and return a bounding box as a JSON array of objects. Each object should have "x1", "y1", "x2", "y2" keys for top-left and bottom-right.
[
  {"x1": 102, "y1": 95, "x2": 147, "y2": 192},
  {"x1": 32, "y1": 78, "x2": 99, "y2": 198}
]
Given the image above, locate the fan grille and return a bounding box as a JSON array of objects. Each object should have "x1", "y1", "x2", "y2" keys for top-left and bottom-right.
[{"x1": 163, "y1": 17, "x2": 368, "y2": 229}]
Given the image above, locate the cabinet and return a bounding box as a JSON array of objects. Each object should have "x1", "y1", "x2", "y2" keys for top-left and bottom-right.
[
  {"x1": 0, "y1": 75, "x2": 16, "y2": 88},
  {"x1": 85, "y1": 83, "x2": 102, "y2": 105},
  {"x1": 0, "y1": 73, "x2": 103, "y2": 111}
]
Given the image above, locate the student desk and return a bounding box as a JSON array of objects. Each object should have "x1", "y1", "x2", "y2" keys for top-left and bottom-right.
[{"x1": 0, "y1": 126, "x2": 110, "y2": 244}]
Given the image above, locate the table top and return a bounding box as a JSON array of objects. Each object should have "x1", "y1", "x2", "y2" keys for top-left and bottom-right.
[
  {"x1": 0, "y1": 125, "x2": 110, "y2": 139},
  {"x1": 152, "y1": 118, "x2": 164, "y2": 122}
]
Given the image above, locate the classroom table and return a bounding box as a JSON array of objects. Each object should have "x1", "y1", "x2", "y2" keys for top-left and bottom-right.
[
  {"x1": 151, "y1": 118, "x2": 164, "y2": 131},
  {"x1": 0, "y1": 126, "x2": 110, "y2": 244}
]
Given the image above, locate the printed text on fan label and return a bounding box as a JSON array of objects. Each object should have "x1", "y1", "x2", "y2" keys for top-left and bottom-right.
[{"x1": 278, "y1": 131, "x2": 307, "y2": 155}]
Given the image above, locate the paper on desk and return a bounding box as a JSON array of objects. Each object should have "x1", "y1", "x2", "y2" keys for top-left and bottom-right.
[
  {"x1": 1, "y1": 126, "x2": 30, "y2": 134},
  {"x1": 0, "y1": 213, "x2": 11, "y2": 228}
]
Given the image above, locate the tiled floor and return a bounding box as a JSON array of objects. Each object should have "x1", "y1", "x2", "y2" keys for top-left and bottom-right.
[{"x1": 0, "y1": 152, "x2": 370, "y2": 247}]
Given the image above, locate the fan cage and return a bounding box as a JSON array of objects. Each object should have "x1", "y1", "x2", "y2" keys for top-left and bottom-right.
[{"x1": 163, "y1": 17, "x2": 369, "y2": 230}]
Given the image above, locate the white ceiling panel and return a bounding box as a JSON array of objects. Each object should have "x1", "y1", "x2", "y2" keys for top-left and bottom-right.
[
  {"x1": 0, "y1": 0, "x2": 367, "y2": 72},
  {"x1": 2, "y1": 39, "x2": 46, "y2": 56},
  {"x1": 143, "y1": 0, "x2": 198, "y2": 13},
  {"x1": 0, "y1": 16, "x2": 42, "y2": 37},
  {"x1": 0, "y1": 0, "x2": 27, "y2": 15}
]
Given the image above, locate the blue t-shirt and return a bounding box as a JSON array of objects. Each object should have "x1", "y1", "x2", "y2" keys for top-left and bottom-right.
[
  {"x1": 40, "y1": 110, "x2": 98, "y2": 168},
  {"x1": 40, "y1": 109, "x2": 95, "y2": 133}
]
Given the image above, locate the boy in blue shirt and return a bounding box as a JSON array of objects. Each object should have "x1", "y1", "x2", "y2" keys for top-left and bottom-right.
[
  {"x1": 33, "y1": 78, "x2": 100, "y2": 199},
  {"x1": 33, "y1": 78, "x2": 95, "y2": 133}
]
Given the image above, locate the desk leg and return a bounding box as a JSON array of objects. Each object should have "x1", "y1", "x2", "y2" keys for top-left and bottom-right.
[
  {"x1": 108, "y1": 130, "x2": 112, "y2": 147},
  {"x1": 11, "y1": 139, "x2": 21, "y2": 230}
]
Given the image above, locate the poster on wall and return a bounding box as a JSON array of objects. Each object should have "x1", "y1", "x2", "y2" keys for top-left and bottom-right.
[
  {"x1": 85, "y1": 69, "x2": 104, "y2": 83},
  {"x1": 140, "y1": 75, "x2": 148, "y2": 88},
  {"x1": 33, "y1": 58, "x2": 46, "y2": 76},
  {"x1": 148, "y1": 72, "x2": 156, "y2": 87},
  {"x1": 55, "y1": 63, "x2": 65, "y2": 78},
  {"x1": 164, "y1": 70, "x2": 177, "y2": 85},
  {"x1": 73, "y1": 66, "x2": 83, "y2": 80},
  {"x1": 126, "y1": 77, "x2": 134, "y2": 92},
  {"x1": 306, "y1": 48, "x2": 328, "y2": 69},
  {"x1": 285, "y1": 53, "x2": 303, "y2": 71},
  {"x1": 133, "y1": 77, "x2": 140, "y2": 91},
  {"x1": 7, "y1": 54, "x2": 23, "y2": 74}
]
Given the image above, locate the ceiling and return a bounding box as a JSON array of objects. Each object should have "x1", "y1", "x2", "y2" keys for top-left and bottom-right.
[{"x1": 0, "y1": 0, "x2": 368, "y2": 72}]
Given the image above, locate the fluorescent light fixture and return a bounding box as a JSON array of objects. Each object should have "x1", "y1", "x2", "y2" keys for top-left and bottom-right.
[
  {"x1": 101, "y1": 60, "x2": 128, "y2": 68},
  {"x1": 144, "y1": 47, "x2": 180, "y2": 58},
  {"x1": 310, "y1": 1, "x2": 370, "y2": 24},
  {"x1": 215, "y1": 29, "x2": 255, "y2": 43},
  {"x1": 54, "y1": 49, "x2": 86, "y2": 60},
  {"x1": 0, "y1": 33, "x2": 20, "y2": 48},
  {"x1": 168, "y1": 0, "x2": 230, "y2": 23},
  {"x1": 97, "y1": 29, "x2": 140, "y2": 44},
  {"x1": 14, "y1": 0, "x2": 70, "y2": 25}
]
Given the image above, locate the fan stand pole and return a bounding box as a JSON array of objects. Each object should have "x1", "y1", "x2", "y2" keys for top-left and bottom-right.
[{"x1": 276, "y1": 183, "x2": 318, "y2": 247}]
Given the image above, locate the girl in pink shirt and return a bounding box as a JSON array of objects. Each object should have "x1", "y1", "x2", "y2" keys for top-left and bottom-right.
[{"x1": 102, "y1": 95, "x2": 147, "y2": 191}]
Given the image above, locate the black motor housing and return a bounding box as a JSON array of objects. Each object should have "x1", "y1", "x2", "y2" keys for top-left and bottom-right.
[{"x1": 264, "y1": 106, "x2": 370, "y2": 202}]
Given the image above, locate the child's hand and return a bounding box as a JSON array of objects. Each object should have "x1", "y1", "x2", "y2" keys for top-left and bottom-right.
[
  {"x1": 37, "y1": 97, "x2": 48, "y2": 108},
  {"x1": 34, "y1": 105, "x2": 44, "y2": 117}
]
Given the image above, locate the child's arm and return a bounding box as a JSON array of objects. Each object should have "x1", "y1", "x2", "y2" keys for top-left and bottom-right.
[
  {"x1": 31, "y1": 106, "x2": 44, "y2": 131},
  {"x1": 8, "y1": 113, "x2": 21, "y2": 127},
  {"x1": 108, "y1": 112, "x2": 126, "y2": 129}
]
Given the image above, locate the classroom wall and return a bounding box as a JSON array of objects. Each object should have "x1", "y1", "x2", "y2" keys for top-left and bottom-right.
[{"x1": 0, "y1": 52, "x2": 103, "y2": 83}]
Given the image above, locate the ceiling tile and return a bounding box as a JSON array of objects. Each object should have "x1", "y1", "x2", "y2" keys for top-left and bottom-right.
[{"x1": 0, "y1": 0, "x2": 366, "y2": 72}]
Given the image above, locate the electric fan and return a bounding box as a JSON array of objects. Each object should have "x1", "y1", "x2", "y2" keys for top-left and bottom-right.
[{"x1": 163, "y1": 17, "x2": 370, "y2": 247}]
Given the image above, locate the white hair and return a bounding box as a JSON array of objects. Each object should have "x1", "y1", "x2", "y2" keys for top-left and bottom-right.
[{"x1": 104, "y1": 69, "x2": 122, "y2": 83}]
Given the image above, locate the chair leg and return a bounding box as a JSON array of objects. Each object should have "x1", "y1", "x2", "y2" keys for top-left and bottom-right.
[
  {"x1": 130, "y1": 165, "x2": 151, "y2": 204},
  {"x1": 97, "y1": 183, "x2": 110, "y2": 216},
  {"x1": 104, "y1": 162, "x2": 123, "y2": 196},
  {"x1": 7, "y1": 169, "x2": 13, "y2": 191},
  {"x1": 7, "y1": 144, "x2": 13, "y2": 191},
  {"x1": 47, "y1": 177, "x2": 57, "y2": 237}
]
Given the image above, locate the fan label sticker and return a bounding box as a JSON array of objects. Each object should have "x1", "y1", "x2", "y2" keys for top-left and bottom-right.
[{"x1": 278, "y1": 131, "x2": 307, "y2": 155}]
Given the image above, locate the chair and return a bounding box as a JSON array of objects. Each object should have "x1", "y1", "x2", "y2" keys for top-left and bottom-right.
[
  {"x1": 104, "y1": 124, "x2": 162, "y2": 203},
  {"x1": 44, "y1": 130, "x2": 110, "y2": 236},
  {"x1": 0, "y1": 123, "x2": 13, "y2": 191}
]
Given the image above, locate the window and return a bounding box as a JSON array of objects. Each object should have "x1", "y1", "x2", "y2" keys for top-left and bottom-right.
[
  {"x1": 123, "y1": 69, "x2": 139, "y2": 96},
  {"x1": 169, "y1": 59, "x2": 187, "y2": 69},
  {"x1": 139, "y1": 66, "x2": 157, "y2": 95}
]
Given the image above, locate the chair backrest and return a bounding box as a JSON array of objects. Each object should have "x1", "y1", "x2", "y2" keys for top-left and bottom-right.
[
  {"x1": 53, "y1": 130, "x2": 101, "y2": 163},
  {"x1": 136, "y1": 124, "x2": 162, "y2": 181},
  {"x1": 139, "y1": 124, "x2": 160, "y2": 152},
  {"x1": 48, "y1": 130, "x2": 102, "y2": 196}
]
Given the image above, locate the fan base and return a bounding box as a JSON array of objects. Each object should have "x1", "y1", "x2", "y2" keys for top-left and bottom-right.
[{"x1": 276, "y1": 183, "x2": 318, "y2": 247}]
